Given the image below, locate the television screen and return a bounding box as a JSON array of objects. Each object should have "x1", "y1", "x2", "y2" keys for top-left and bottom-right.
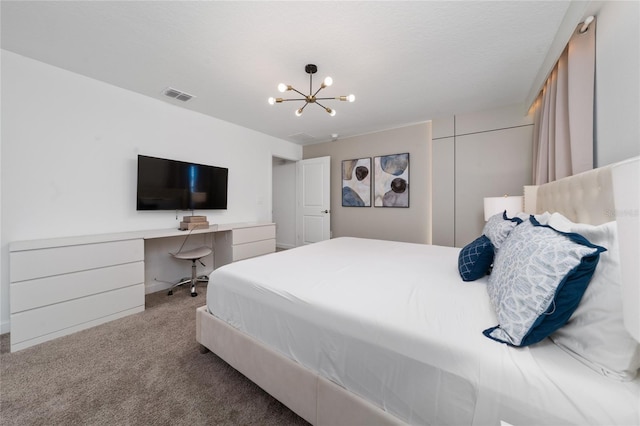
[{"x1": 136, "y1": 155, "x2": 228, "y2": 210}]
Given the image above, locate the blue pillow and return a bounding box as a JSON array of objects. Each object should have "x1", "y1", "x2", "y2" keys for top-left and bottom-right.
[
  {"x1": 483, "y1": 211, "x2": 523, "y2": 250},
  {"x1": 483, "y1": 217, "x2": 606, "y2": 347},
  {"x1": 458, "y1": 235, "x2": 495, "y2": 281}
]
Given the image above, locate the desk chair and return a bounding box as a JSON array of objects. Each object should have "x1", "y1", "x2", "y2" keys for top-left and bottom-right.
[{"x1": 167, "y1": 229, "x2": 213, "y2": 297}]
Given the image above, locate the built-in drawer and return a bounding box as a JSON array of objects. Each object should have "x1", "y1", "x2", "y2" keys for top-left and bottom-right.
[
  {"x1": 233, "y1": 239, "x2": 276, "y2": 262},
  {"x1": 10, "y1": 284, "x2": 144, "y2": 351},
  {"x1": 232, "y1": 225, "x2": 276, "y2": 245},
  {"x1": 11, "y1": 261, "x2": 144, "y2": 314},
  {"x1": 10, "y1": 239, "x2": 144, "y2": 282}
]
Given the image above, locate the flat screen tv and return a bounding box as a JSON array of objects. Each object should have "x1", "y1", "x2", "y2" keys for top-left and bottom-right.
[{"x1": 136, "y1": 155, "x2": 228, "y2": 211}]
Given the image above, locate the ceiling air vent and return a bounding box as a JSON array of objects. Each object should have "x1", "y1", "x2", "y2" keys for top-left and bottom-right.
[
  {"x1": 162, "y1": 87, "x2": 195, "y2": 102},
  {"x1": 288, "y1": 133, "x2": 318, "y2": 145}
]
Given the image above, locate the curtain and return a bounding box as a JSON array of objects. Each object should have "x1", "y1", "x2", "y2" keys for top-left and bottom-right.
[{"x1": 532, "y1": 19, "x2": 596, "y2": 184}]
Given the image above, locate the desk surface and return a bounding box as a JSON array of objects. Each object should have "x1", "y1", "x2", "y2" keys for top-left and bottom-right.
[{"x1": 10, "y1": 222, "x2": 274, "y2": 252}]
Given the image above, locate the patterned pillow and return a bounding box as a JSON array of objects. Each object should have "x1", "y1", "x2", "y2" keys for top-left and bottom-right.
[
  {"x1": 483, "y1": 211, "x2": 522, "y2": 250},
  {"x1": 483, "y1": 217, "x2": 606, "y2": 347},
  {"x1": 516, "y1": 211, "x2": 551, "y2": 225},
  {"x1": 458, "y1": 235, "x2": 494, "y2": 281}
]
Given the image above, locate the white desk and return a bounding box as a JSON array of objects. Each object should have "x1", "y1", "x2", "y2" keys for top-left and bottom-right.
[
  {"x1": 9, "y1": 222, "x2": 275, "y2": 352},
  {"x1": 143, "y1": 222, "x2": 276, "y2": 292}
]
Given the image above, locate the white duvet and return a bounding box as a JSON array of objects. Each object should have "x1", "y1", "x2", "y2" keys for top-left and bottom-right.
[{"x1": 207, "y1": 237, "x2": 639, "y2": 425}]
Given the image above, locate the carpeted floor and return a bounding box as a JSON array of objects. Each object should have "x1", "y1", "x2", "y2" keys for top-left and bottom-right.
[{"x1": 0, "y1": 286, "x2": 308, "y2": 426}]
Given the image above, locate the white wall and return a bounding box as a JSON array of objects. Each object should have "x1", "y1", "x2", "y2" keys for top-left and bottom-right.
[
  {"x1": 594, "y1": 0, "x2": 640, "y2": 166},
  {"x1": 0, "y1": 50, "x2": 302, "y2": 333}
]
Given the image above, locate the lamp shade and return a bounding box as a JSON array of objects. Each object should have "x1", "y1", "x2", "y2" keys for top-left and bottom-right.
[
  {"x1": 483, "y1": 195, "x2": 523, "y2": 221},
  {"x1": 611, "y1": 156, "x2": 640, "y2": 342},
  {"x1": 523, "y1": 185, "x2": 538, "y2": 213}
]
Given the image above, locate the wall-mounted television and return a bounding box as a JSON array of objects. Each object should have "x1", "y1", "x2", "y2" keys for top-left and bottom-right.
[{"x1": 136, "y1": 155, "x2": 228, "y2": 211}]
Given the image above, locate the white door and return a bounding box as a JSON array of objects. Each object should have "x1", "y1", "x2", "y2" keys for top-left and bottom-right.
[{"x1": 296, "y1": 156, "x2": 331, "y2": 246}]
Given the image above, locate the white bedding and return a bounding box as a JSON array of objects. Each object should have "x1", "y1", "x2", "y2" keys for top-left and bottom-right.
[{"x1": 207, "y1": 237, "x2": 640, "y2": 425}]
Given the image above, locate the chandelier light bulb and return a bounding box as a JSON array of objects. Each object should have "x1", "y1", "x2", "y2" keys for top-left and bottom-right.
[
  {"x1": 295, "y1": 108, "x2": 303, "y2": 117},
  {"x1": 278, "y1": 83, "x2": 288, "y2": 93},
  {"x1": 347, "y1": 94, "x2": 356, "y2": 102},
  {"x1": 323, "y1": 76, "x2": 333, "y2": 87},
  {"x1": 326, "y1": 108, "x2": 336, "y2": 116},
  {"x1": 268, "y1": 97, "x2": 276, "y2": 105}
]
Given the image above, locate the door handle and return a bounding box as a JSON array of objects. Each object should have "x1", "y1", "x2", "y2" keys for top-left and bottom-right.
[{"x1": 321, "y1": 209, "x2": 330, "y2": 214}]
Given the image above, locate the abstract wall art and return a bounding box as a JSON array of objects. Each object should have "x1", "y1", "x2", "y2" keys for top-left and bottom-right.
[
  {"x1": 342, "y1": 157, "x2": 371, "y2": 207},
  {"x1": 374, "y1": 153, "x2": 409, "y2": 207}
]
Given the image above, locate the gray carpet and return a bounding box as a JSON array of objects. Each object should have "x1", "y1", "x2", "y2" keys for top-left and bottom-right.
[{"x1": 0, "y1": 286, "x2": 308, "y2": 426}]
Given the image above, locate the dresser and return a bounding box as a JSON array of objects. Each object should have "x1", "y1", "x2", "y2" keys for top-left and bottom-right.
[{"x1": 9, "y1": 235, "x2": 145, "y2": 352}]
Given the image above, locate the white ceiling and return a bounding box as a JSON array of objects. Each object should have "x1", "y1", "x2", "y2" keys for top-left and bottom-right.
[{"x1": 1, "y1": 1, "x2": 574, "y2": 145}]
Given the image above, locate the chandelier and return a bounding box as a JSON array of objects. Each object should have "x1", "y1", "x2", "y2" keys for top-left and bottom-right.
[{"x1": 268, "y1": 64, "x2": 355, "y2": 117}]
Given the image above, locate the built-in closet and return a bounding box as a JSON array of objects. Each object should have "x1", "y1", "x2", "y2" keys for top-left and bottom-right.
[{"x1": 431, "y1": 104, "x2": 534, "y2": 247}]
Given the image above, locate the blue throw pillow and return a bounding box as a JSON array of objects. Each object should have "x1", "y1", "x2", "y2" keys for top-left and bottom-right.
[
  {"x1": 483, "y1": 217, "x2": 606, "y2": 347},
  {"x1": 458, "y1": 235, "x2": 495, "y2": 281}
]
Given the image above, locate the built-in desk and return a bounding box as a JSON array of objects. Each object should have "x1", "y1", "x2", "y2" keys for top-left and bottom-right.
[{"x1": 9, "y1": 222, "x2": 275, "y2": 352}]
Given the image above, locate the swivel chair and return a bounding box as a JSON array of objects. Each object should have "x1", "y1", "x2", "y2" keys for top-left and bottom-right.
[{"x1": 167, "y1": 228, "x2": 212, "y2": 297}]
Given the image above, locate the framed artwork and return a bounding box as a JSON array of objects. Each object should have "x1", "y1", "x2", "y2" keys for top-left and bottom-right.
[
  {"x1": 374, "y1": 153, "x2": 409, "y2": 207},
  {"x1": 342, "y1": 157, "x2": 371, "y2": 207}
]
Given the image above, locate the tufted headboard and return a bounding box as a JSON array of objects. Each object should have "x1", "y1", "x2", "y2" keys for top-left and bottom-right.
[{"x1": 525, "y1": 165, "x2": 615, "y2": 225}]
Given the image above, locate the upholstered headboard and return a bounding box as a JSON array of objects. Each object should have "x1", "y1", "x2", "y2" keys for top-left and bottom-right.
[{"x1": 525, "y1": 165, "x2": 615, "y2": 225}]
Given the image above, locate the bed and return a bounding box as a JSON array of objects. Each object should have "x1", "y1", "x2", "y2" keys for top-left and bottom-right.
[{"x1": 196, "y1": 157, "x2": 640, "y2": 425}]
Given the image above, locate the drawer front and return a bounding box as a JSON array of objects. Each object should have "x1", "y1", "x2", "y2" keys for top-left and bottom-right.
[
  {"x1": 10, "y1": 239, "x2": 144, "y2": 282},
  {"x1": 11, "y1": 261, "x2": 144, "y2": 314},
  {"x1": 233, "y1": 239, "x2": 275, "y2": 261},
  {"x1": 10, "y1": 283, "x2": 144, "y2": 346},
  {"x1": 232, "y1": 225, "x2": 276, "y2": 245}
]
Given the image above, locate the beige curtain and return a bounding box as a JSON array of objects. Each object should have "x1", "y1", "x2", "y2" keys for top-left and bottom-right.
[{"x1": 532, "y1": 19, "x2": 596, "y2": 184}]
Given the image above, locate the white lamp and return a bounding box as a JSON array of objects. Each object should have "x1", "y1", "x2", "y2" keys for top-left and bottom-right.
[
  {"x1": 611, "y1": 156, "x2": 640, "y2": 342},
  {"x1": 523, "y1": 185, "x2": 538, "y2": 214},
  {"x1": 483, "y1": 195, "x2": 524, "y2": 221}
]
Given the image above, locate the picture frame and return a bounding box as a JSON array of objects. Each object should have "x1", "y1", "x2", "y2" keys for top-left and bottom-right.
[
  {"x1": 374, "y1": 153, "x2": 409, "y2": 207},
  {"x1": 342, "y1": 157, "x2": 371, "y2": 207}
]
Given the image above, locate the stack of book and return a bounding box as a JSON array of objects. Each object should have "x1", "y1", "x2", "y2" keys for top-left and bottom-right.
[{"x1": 179, "y1": 215, "x2": 209, "y2": 231}]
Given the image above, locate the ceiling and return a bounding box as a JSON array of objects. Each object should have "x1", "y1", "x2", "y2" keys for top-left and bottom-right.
[{"x1": 1, "y1": 1, "x2": 574, "y2": 145}]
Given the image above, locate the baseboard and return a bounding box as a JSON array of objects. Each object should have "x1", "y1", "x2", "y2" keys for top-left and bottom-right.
[
  {"x1": 145, "y1": 270, "x2": 212, "y2": 295},
  {"x1": 146, "y1": 280, "x2": 171, "y2": 295},
  {"x1": 1, "y1": 319, "x2": 11, "y2": 335},
  {"x1": 276, "y1": 243, "x2": 295, "y2": 250}
]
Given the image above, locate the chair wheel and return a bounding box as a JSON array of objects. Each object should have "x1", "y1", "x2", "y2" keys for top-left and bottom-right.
[
  {"x1": 191, "y1": 292, "x2": 198, "y2": 297},
  {"x1": 168, "y1": 290, "x2": 173, "y2": 296}
]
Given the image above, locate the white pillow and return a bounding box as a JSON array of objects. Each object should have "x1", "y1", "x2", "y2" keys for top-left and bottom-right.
[{"x1": 548, "y1": 212, "x2": 640, "y2": 381}]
